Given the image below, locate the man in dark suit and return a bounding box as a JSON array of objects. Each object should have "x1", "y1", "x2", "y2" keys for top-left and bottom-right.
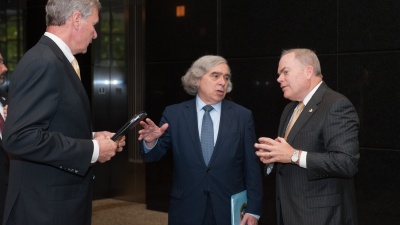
[
  {"x1": 255, "y1": 48, "x2": 359, "y2": 225},
  {"x1": 138, "y1": 55, "x2": 263, "y2": 225},
  {"x1": 2, "y1": 1, "x2": 125, "y2": 224},
  {"x1": 0, "y1": 51, "x2": 8, "y2": 224}
]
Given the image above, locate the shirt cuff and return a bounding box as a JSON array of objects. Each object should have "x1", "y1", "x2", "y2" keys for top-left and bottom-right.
[
  {"x1": 247, "y1": 213, "x2": 260, "y2": 220},
  {"x1": 299, "y1": 151, "x2": 307, "y2": 168},
  {"x1": 91, "y1": 140, "x2": 99, "y2": 163},
  {"x1": 143, "y1": 139, "x2": 158, "y2": 153}
]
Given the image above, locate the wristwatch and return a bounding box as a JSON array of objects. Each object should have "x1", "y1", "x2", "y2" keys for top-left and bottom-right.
[{"x1": 291, "y1": 150, "x2": 299, "y2": 164}]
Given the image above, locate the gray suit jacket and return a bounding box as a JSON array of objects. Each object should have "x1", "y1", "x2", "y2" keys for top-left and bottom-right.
[
  {"x1": 0, "y1": 93, "x2": 8, "y2": 223},
  {"x1": 2, "y1": 36, "x2": 94, "y2": 225},
  {"x1": 275, "y1": 82, "x2": 360, "y2": 225},
  {"x1": 141, "y1": 98, "x2": 263, "y2": 225}
]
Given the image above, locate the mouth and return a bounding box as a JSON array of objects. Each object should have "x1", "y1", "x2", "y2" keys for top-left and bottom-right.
[{"x1": 216, "y1": 89, "x2": 225, "y2": 95}]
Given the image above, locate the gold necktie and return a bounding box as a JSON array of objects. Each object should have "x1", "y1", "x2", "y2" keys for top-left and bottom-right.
[
  {"x1": 284, "y1": 102, "x2": 304, "y2": 139},
  {"x1": 71, "y1": 58, "x2": 81, "y2": 80}
]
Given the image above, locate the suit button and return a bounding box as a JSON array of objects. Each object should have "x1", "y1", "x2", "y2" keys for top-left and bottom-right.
[
  {"x1": 206, "y1": 169, "x2": 211, "y2": 173},
  {"x1": 278, "y1": 171, "x2": 283, "y2": 175},
  {"x1": 203, "y1": 191, "x2": 210, "y2": 196}
]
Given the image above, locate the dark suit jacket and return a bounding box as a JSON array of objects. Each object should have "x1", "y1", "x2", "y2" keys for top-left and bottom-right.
[
  {"x1": 0, "y1": 92, "x2": 8, "y2": 223},
  {"x1": 141, "y1": 98, "x2": 263, "y2": 225},
  {"x1": 2, "y1": 36, "x2": 94, "y2": 225},
  {"x1": 275, "y1": 82, "x2": 359, "y2": 225}
]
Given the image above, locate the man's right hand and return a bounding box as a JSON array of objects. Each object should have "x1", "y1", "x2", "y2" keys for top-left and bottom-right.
[
  {"x1": 138, "y1": 118, "x2": 169, "y2": 148},
  {"x1": 95, "y1": 135, "x2": 118, "y2": 163}
]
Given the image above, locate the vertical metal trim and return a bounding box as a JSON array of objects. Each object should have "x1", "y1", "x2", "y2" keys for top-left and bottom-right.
[{"x1": 126, "y1": 0, "x2": 145, "y2": 163}]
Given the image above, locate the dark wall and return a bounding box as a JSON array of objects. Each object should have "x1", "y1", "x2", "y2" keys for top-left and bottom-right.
[{"x1": 144, "y1": 1, "x2": 400, "y2": 225}]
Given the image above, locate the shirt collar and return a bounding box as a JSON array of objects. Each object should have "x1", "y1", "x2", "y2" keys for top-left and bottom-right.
[
  {"x1": 303, "y1": 81, "x2": 323, "y2": 105},
  {"x1": 44, "y1": 32, "x2": 74, "y2": 63},
  {"x1": 196, "y1": 95, "x2": 222, "y2": 113}
]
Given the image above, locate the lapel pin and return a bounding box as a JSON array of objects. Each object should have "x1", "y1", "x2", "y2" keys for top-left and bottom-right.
[{"x1": 309, "y1": 108, "x2": 313, "y2": 112}]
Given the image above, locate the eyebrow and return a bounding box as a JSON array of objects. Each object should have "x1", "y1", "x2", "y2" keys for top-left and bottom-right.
[
  {"x1": 211, "y1": 71, "x2": 231, "y2": 77},
  {"x1": 278, "y1": 67, "x2": 287, "y2": 75}
]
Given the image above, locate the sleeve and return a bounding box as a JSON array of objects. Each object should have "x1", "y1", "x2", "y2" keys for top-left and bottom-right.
[
  {"x1": 307, "y1": 97, "x2": 360, "y2": 179},
  {"x1": 243, "y1": 111, "x2": 264, "y2": 215}
]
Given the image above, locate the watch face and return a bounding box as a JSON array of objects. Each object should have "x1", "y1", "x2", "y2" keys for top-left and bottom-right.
[{"x1": 291, "y1": 151, "x2": 299, "y2": 163}]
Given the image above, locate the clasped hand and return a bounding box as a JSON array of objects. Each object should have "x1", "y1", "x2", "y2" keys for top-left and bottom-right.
[{"x1": 254, "y1": 137, "x2": 295, "y2": 164}]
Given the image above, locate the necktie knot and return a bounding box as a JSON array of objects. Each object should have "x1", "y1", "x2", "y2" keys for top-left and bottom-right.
[{"x1": 203, "y1": 105, "x2": 213, "y2": 113}]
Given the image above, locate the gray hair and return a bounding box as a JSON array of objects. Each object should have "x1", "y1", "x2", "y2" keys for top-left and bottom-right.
[
  {"x1": 281, "y1": 48, "x2": 322, "y2": 77},
  {"x1": 46, "y1": 0, "x2": 102, "y2": 26},
  {"x1": 181, "y1": 55, "x2": 233, "y2": 95}
]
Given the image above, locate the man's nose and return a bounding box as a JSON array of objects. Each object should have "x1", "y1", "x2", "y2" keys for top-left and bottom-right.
[
  {"x1": 277, "y1": 74, "x2": 283, "y2": 83},
  {"x1": 218, "y1": 76, "x2": 226, "y2": 85},
  {"x1": 1, "y1": 65, "x2": 7, "y2": 73}
]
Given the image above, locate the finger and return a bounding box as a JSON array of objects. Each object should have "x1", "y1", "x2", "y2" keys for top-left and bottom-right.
[
  {"x1": 276, "y1": 136, "x2": 286, "y2": 143},
  {"x1": 254, "y1": 143, "x2": 270, "y2": 151},
  {"x1": 145, "y1": 118, "x2": 156, "y2": 126},
  {"x1": 117, "y1": 135, "x2": 126, "y2": 142},
  {"x1": 139, "y1": 120, "x2": 150, "y2": 129},
  {"x1": 160, "y1": 123, "x2": 169, "y2": 131},
  {"x1": 258, "y1": 137, "x2": 273, "y2": 143}
]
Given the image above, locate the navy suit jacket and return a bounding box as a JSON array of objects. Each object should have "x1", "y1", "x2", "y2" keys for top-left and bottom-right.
[
  {"x1": 275, "y1": 82, "x2": 359, "y2": 225},
  {"x1": 141, "y1": 98, "x2": 263, "y2": 225},
  {"x1": 2, "y1": 36, "x2": 94, "y2": 225}
]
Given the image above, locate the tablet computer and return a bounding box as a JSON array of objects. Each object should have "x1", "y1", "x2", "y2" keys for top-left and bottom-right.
[{"x1": 111, "y1": 111, "x2": 147, "y2": 141}]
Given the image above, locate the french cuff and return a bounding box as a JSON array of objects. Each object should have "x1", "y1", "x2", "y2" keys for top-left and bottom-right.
[
  {"x1": 299, "y1": 151, "x2": 307, "y2": 168},
  {"x1": 91, "y1": 140, "x2": 99, "y2": 163}
]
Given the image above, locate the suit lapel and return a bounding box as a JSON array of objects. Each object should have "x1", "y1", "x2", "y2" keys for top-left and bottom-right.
[
  {"x1": 39, "y1": 36, "x2": 92, "y2": 124},
  {"x1": 286, "y1": 82, "x2": 327, "y2": 143},
  {"x1": 182, "y1": 99, "x2": 205, "y2": 165},
  {"x1": 209, "y1": 100, "x2": 232, "y2": 165}
]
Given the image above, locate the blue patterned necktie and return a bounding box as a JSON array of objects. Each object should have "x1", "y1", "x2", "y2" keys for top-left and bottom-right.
[{"x1": 201, "y1": 105, "x2": 214, "y2": 165}]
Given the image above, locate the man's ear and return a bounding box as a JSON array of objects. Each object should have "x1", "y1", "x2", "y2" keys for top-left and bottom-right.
[
  {"x1": 306, "y1": 65, "x2": 314, "y2": 79},
  {"x1": 72, "y1": 11, "x2": 82, "y2": 29}
]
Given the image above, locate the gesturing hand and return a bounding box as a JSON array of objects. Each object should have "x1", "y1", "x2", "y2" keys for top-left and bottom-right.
[{"x1": 138, "y1": 118, "x2": 169, "y2": 148}]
